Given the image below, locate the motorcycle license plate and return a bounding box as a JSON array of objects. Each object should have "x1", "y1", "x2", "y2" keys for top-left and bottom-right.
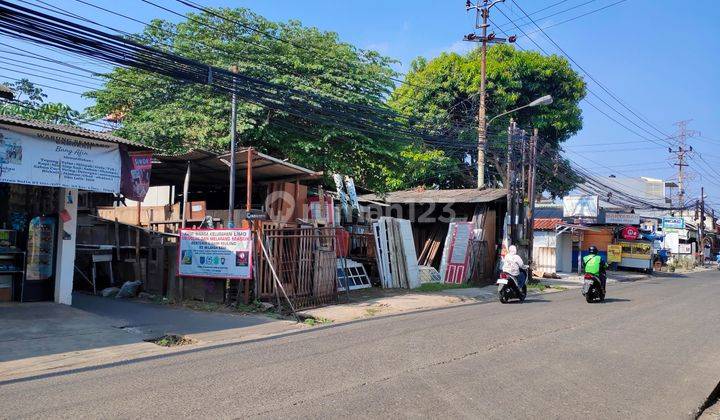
[{"x1": 497, "y1": 279, "x2": 508, "y2": 285}]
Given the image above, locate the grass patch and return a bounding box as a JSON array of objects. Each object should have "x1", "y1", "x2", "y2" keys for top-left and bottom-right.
[
  {"x1": 145, "y1": 334, "x2": 196, "y2": 347},
  {"x1": 364, "y1": 307, "x2": 382, "y2": 317},
  {"x1": 302, "y1": 316, "x2": 332, "y2": 326},
  {"x1": 526, "y1": 282, "x2": 547, "y2": 291},
  {"x1": 416, "y1": 283, "x2": 472, "y2": 292}
]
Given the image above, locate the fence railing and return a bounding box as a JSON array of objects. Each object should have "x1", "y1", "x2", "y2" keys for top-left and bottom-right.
[{"x1": 257, "y1": 226, "x2": 339, "y2": 309}]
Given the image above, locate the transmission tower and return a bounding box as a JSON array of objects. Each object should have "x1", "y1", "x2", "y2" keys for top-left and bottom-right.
[{"x1": 668, "y1": 120, "x2": 700, "y2": 215}]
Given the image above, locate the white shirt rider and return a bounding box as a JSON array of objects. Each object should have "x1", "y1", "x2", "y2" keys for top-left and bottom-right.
[{"x1": 502, "y1": 245, "x2": 526, "y2": 276}]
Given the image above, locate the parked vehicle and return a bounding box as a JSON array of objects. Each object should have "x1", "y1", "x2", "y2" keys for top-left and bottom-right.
[
  {"x1": 582, "y1": 273, "x2": 605, "y2": 303},
  {"x1": 497, "y1": 269, "x2": 527, "y2": 303}
]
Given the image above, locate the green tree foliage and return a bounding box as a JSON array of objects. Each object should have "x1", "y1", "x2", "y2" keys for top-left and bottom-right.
[
  {"x1": 0, "y1": 79, "x2": 81, "y2": 125},
  {"x1": 86, "y1": 7, "x2": 426, "y2": 190},
  {"x1": 389, "y1": 44, "x2": 587, "y2": 196}
]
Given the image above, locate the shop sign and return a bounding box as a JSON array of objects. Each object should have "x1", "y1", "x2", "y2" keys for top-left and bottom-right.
[
  {"x1": 605, "y1": 212, "x2": 640, "y2": 225},
  {"x1": 178, "y1": 229, "x2": 253, "y2": 279},
  {"x1": 0, "y1": 126, "x2": 120, "y2": 193},
  {"x1": 607, "y1": 244, "x2": 622, "y2": 263},
  {"x1": 662, "y1": 217, "x2": 685, "y2": 230},
  {"x1": 563, "y1": 195, "x2": 599, "y2": 218},
  {"x1": 620, "y1": 225, "x2": 640, "y2": 240}
]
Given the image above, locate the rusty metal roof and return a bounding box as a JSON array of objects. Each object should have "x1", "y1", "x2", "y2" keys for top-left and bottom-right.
[
  {"x1": 358, "y1": 188, "x2": 507, "y2": 204},
  {"x1": 0, "y1": 114, "x2": 146, "y2": 148},
  {"x1": 534, "y1": 218, "x2": 563, "y2": 230}
]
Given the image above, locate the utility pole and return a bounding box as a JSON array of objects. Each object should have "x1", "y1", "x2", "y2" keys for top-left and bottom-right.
[
  {"x1": 227, "y1": 65, "x2": 238, "y2": 228},
  {"x1": 464, "y1": 0, "x2": 515, "y2": 188},
  {"x1": 699, "y1": 186, "x2": 705, "y2": 264},
  {"x1": 526, "y1": 128, "x2": 538, "y2": 265},
  {"x1": 669, "y1": 120, "x2": 700, "y2": 216}
]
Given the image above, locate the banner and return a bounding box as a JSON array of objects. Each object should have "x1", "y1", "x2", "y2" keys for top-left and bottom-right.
[
  {"x1": 563, "y1": 196, "x2": 598, "y2": 218},
  {"x1": 121, "y1": 149, "x2": 152, "y2": 201},
  {"x1": 0, "y1": 126, "x2": 120, "y2": 193},
  {"x1": 178, "y1": 229, "x2": 253, "y2": 279}
]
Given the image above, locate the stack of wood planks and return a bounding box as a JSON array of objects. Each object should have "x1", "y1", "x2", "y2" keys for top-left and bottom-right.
[
  {"x1": 372, "y1": 217, "x2": 420, "y2": 289},
  {"x1": 416, "y1": 224, "x2": 447, "y2": 267}
]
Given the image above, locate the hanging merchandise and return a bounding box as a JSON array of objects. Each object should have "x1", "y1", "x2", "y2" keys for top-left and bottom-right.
[
  {"x1": 333, "y1": 173, "x2": 350, "y2": 222},
  {"x1": 439, "y1": 222, "x2": 473, "y2": 284}
]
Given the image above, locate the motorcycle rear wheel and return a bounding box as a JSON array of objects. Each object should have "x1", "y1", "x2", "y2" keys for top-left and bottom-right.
[
  {"x1": 499, "y1": 286, "x2": 509, "y2": 304},
  {"x1": 585, "y1": 286, "x2": 594, "y2": 303}
]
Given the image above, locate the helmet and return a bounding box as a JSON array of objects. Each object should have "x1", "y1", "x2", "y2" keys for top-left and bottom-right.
[{"x1": 589, "y1": 246, "x2": 598, "y2": 255}]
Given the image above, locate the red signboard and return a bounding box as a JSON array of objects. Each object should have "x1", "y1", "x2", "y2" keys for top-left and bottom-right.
[{"x1": 620, "y1": 225, "x2": 640, "y2": 241}]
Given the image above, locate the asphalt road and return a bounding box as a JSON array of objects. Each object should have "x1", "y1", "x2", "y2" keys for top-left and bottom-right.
[{"x1": 2, "y1": 270, "x2": 720, "y2": 419}]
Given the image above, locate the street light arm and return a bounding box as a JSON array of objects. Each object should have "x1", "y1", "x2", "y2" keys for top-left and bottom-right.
[{"x1": 487, "y1": 104, "x2": 530, "y2": 126}]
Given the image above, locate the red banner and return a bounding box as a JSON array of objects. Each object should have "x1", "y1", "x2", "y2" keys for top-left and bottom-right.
[{"x1": 121, "y1": 148, "x2": 152, "y2": 201}]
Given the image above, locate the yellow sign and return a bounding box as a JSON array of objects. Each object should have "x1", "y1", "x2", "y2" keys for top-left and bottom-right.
[
  {"x1": 618, "y1": 241, "x2": 652, "y2": 260},
  {"x1": 607, "y1": 244, "x2": 623, "y2": 263}
]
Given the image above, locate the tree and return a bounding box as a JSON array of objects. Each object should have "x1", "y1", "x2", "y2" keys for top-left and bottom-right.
[
  {"x1": 85, "y1": 7, "x2": 413, "y2": 190},
  {"x1": 0, "y1": 79, "x2": 81, "y2": 125},
  {"x1": 389, "y1": 44, "x2": 587, "y2": 196}
]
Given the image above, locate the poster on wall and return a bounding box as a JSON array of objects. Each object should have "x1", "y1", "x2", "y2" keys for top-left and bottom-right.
[
  {"x1": 120, "y1": 149, "x2": 152, "y2": 201},
  {"x1": 178, "y1": 229, "x2": 253, "y2": 279},
  {"x1": 26, "y1": 216, "x2": 56, "y2": 280},
  {"x1": 0, "y1": 127, "x2": 121, "y2": 193}
]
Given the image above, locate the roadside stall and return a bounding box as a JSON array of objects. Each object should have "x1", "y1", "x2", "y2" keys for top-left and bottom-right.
[
  {"x1": 615, "y1": 225, "x2": 654, "y2": 272},
  {"x1": 0, "y1": 115, "x2": 151, "y2": 305}
]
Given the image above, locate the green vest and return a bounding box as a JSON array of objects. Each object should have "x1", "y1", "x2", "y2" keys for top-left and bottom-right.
[{"x1": 583, "y1": 254, "x2": 602, "y2": 275}]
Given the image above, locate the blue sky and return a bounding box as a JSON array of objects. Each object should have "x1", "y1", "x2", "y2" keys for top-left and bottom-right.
[{"x1": 3, "y1": 0, "x2": 720, "y2": 205}]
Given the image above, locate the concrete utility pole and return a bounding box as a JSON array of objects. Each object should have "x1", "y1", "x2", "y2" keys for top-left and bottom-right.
[
  {"x1": 526, "y1": 128, "x2": 538, "y2": 265},
  {"x1": 669, "y1": 120, "x2": 700, "y2": 216},
  {"x1": 464, "y1": 0, "x2": 515, "y2": 189},
  {"x1": 699, "y1": 186, "x2": 705, "y2": 264}
]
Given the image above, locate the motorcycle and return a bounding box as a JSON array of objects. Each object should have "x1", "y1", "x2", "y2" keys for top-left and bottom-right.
[
  {"x1": 582, "y1": 273, "x2": 605, "y2": 303},
  {"x1": 497, "y1": 269, "x2": 528, "y2": 303}
]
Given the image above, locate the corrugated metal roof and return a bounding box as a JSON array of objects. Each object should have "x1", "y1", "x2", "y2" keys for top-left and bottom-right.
[
  {"x1": 0, "y1": 114, "x2": 145, "y2": 148},
  {"x1": 358, "y1": 188, "x2": 507, "y2": 204},
  {"x1": 151, "y1": 147, "x2": 322, "y2": 186},
  {"x1": 534, "y1": 218, "x2": 563, "y2": 230}
]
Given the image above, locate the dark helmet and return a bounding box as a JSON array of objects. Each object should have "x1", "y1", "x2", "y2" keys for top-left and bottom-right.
[{"x1": 589, "y1": 246, "x2": 598, "y2": 255}]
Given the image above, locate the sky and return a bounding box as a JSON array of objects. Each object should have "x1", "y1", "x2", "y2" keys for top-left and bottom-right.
[{"x1": 3, "y1": 0, "x2": 720, "y2": 207}]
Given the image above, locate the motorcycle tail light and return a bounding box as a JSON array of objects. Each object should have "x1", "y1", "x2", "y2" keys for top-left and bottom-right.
[
  {"x1": 584, "y1": 274, "x2": 593, "y2": 280},
  {"x1": 500, "y1": 273, "x2": 508, "y2": 279}
]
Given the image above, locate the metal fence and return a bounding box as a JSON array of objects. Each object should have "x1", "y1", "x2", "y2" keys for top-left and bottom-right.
[{"x1": 257, "y1": 226, "x2": 339, "y2": 309}]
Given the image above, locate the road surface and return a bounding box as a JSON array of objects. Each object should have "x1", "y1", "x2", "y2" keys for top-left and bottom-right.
[{"x1": 2, "y1": 270, "x2": 719, "y2": 419}]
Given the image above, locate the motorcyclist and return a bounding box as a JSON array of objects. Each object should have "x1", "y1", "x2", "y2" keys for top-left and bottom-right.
[
  {"x1": 715, "y1": 252, "x2": 720, "y2": 269},
  {"x1": 502, "y1": 245, "x2": 528, "y2": 287},
  {"x1": 582, "y1": 246, "x2": 607, "y2": 292}
]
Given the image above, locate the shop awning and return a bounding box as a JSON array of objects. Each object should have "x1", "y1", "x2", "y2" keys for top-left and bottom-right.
[
  {"x1": 150, "y1": 148, "x2": 323, "y2": 187},
  {"x1": 358, "y1": 188, "x2": 507, "y2": 204}
]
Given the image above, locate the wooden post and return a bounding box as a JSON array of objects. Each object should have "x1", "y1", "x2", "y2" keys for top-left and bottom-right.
[
  {"x1": 244, "y1": 148, "x2": 253, "y2": 304},
  {"x1": 135, "y1": 201, "x2": 141, "y2": 281},
  {"x1": 179, "y1": 162, "x2": 191, "y2": 300}
]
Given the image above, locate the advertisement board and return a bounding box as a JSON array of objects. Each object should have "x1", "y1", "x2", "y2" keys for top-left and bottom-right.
[
  {"x1": 563, "y1": 196, "x2": 599, "y2": 218},
  {"x1": 605, "y1": 212, "x2": 640, "y2": 225},
  {"x1": 607, "y1": 244, "x2": 623, "y2": 263},
  {"x1": 178, "y1": 229, "x2": 253, "y2": 279},
  {"x1": 678, "y1": 243, "x2": 692, "y2": 254},
  {"x1": 0, "y1": 126, "x2": 120, "y2": 193},
  {"x1": 662, "y1": 217, "x2": 685, "y2": 230},
  {"x1": 121, "y1": 150, "x2": 152, "y2": 201}
]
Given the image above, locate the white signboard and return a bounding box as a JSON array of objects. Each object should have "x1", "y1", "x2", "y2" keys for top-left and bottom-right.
[
  {"x1": 678, "y1": 243, "x2": 692, "y2": 254},
  {"x1": 0, "y1": 126, "x2": 121, "y2": 193},
  {"x1": 605, "y1": 212, "x2": 641, "y2": 225},
  {"x1": 563, "y1": 195, "x2": 599, "y2": 218},
  {"x1": 664, "y1": 231, "x2": 679, "y2": 254},
  {"x1": 178, "y1": 229, "x2": 253, "y2": 279}
]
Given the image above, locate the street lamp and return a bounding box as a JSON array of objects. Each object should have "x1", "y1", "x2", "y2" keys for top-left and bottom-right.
[{"x1": 487, "y1": 94, "x2": 553, "y2": 126}]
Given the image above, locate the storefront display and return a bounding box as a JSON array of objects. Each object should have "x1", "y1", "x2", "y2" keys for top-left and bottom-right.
[{"x1": 617, "y1": 240, "x2": 653, "y2": 271}]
